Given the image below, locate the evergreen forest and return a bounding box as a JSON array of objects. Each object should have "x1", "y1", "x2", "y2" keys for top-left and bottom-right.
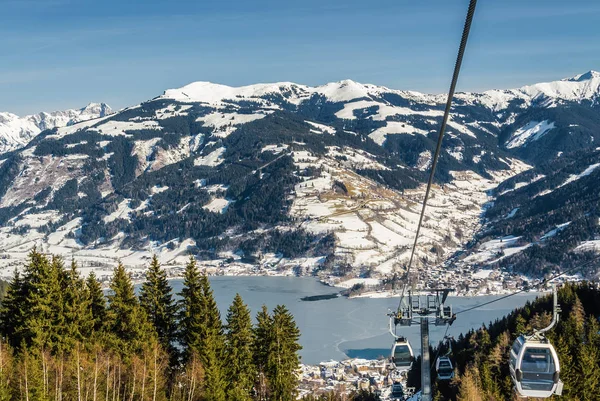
[
  {"x1": 0, "y1": 250, "x2": 304, "y2": 401},
  {"x1": 0, "y1": 250, "x2": 598, "y2": 400},
  {"x1": 419, "y1": 283, "x2": 600, "y2": 401}
]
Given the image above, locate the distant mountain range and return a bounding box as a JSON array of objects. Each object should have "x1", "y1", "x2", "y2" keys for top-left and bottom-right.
[
  {"x1": 0, "y1": 71, "x2": 598, "y2": 282},
  {"x1": 0, "y1": 103, "x2": 112, "y2": 154}
]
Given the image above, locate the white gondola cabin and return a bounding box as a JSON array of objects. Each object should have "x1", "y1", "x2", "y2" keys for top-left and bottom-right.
[
  {"x1": 435, "y1": 356, "x2": 454, "y2": 380},
  {"x1": 509, "y1": 335, "x2": 563, "y2": 398},
  {"x1": 391, "y1": 338, "x2": 414, "y2": 370}
]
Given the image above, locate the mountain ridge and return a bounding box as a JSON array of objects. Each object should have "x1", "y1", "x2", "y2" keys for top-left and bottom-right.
[
  {"x1": 158, "y1": 70, "x2": 600, "y2": 108},
  {"x1": 0, "y1": 102, "x2": 112, "y2": 154},
  {"x1": 0, "y1": 71, "x2": 598, "y2": 286}
]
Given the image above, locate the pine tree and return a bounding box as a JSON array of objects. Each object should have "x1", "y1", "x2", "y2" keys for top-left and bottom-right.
[
  {"x1": 253, "y1": 305, "x2": 272, "y2": 401},
  {"x1": 106, "y1": 262, "x2": 153, "y2": 354},
  {"x1": 199, "y1": 273, "x2": 226, "y2": 401},
  {"x1": 177, "y1": 256, "x2": 204, "y2": 362},
  {"x1": 576, "y1": 342, "x2": 599, "y2": 401},
  {"x1": 224, "y1": 293, "x2": 255, "y2": 401},
  {"x1": 584, "y1": 314, "x2": 600, "y2": 349},
  {"x1": 0, "y1": 269, "x2": 26, "y2": 348},
  {"x1": 62, "y1": 260, "x2": 93, "y2": 349},
  {"x1": 17, "y1": 347, "x2": 44, "y2": 401},
  {"x1": 478, "y1": 361, "x2": 497, "y2": 398},
  {"x1": 553, "y1": 334, "x2": 575, "y2": 397},
  {"x1": 563, "y1": 295, "x2": 587, "y2": 350},
  {"x1": 512, "y1": 315, "x2": 527, "y2": 339},
  {"x1": 50, "y1": 256, "x2": 68, "y2": 346},
  {"x1": 488, "y1": 331, "x2": 509, "y2": 369},
  {"x1": 268, "y1": 304, "x2": 302, "y2": 401},
  {"x1": 139, "y1": 255, "x2": 177, "y2": 355},
  {"x1": 456, "y1": 365, "x2": 483, "y2": 401},
  {"x1": 20, "y1": 250, "x2": 64, "y2": 350},
  {"x1": 86, "y1": 271, "x2": 106, "y2": 333}
]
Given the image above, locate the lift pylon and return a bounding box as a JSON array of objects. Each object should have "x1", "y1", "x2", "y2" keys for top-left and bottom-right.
[{"x1": 389, "y1": 288, "x2": 456, "y2": 401}]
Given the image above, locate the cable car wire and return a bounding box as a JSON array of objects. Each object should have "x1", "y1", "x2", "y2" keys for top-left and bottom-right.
[{"x1": 397, "y1": 0, "x2": 478, "y2": 311}]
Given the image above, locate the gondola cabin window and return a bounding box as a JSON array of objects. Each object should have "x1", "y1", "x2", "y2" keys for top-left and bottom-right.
[
  {"x1": 394, "y1": 345, "x2": 411, "y2": 361},
  {"x1": 520, "y1": 348, "x2": 557, "y2": 391},
  {"x1": 510, "y1": 339, "x2": 521, "y2": 368}
]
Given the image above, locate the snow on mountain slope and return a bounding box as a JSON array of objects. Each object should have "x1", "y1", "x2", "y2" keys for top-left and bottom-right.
[
  {"x1": 162, "y1": 81, "x2": 311, "y2": 105},
  {"x1": 559, "y1": 162, "x2": 600, "y2": 187},
  {"x1": 0, "y1": 113, "x2": 40, "y2": 154},
  {"x1": 1, "y1": 71, "x2": 599, "y2": 283},
  {"x1": 197, "y1": 110, "x2": 271, "y2": 138},
  {"x1": 369, "y1": 122, "x2": 428, "y2": 145},
  {"x1": 291, "y1": 150, "x2": 528, "y2": 277},
  {"x1": 506, "y1": 120, "x2": 556, "y2": 149},
  {"x1": 160, "y1": 79, "x2": 427, "y2": 106},
  {"x1": 0, "y1": 103, "x2": 112, "y2": 153},
  {"x1": 456, "y1": 70, "x2": 600, "y2": 111},
  {"x1": 520, "y1": 70, "x2": 600, "y2": 103}
]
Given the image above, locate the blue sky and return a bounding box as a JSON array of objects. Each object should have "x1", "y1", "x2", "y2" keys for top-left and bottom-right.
[{"x1": 1, "y1": 0, "x2": 599, "y2": 115}]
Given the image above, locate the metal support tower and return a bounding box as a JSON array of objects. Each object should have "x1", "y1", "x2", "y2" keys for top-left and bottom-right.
[{"x1": 390, "y1": 288, "x2": 456, "y2": 400}]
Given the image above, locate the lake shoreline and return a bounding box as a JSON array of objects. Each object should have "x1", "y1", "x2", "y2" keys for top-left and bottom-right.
[
  {"x1": 160, "y1": 273, "x2": 548, "y2": 299},
  {"x1": 149, "y1": 276, "x2": 540, "y2": 365}
]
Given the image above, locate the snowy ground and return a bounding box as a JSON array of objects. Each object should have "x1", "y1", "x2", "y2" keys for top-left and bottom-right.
[
  {"x1": 0, "y1": 144, "x2": 593, "y2": 292},
  {"x1": 0, "y1": 146, "x2": 536, "y2": 287},
  {"x1": 291, "y1": 147, "x2": 530, "y2": 281}
]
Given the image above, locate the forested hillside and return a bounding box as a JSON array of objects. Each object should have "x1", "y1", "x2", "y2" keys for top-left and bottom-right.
[
  {"x1": 0, "y1": 250, "x2": 303, "y2": 401},
  {"x1": 424, "y1": 283, "x2": 600, "y2": 401},
  {"x1": 456, "y1": 147, "x2": 600, "y2": 277},
  {"x1": 1, "y1": 72, "x2": 600, "y2": 283}
]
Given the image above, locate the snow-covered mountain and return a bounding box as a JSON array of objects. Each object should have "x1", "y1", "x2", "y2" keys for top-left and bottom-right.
[
  {"x1": 0, "y1": 71, "x2": 598, "y2": 283},
  {"x1": 0, "y1": 103, "x2": 112, "y2": 154},
  {"x1": 162, "y1": 70, "x2": 600, "y2": 109},
  {"x1": 455, "y1": 70, "x2": 600, "y2": 110},
  {"x1": 455, "y1": 145, "x2": 600, "y2": 279}
]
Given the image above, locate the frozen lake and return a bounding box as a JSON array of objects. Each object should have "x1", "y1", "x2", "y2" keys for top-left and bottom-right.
[{"x1": 167, "y1": 276, "x2": 539, "y2": 365}]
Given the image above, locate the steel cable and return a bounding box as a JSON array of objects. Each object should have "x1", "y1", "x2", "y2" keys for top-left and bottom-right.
[{"x1": 397, "y1": 0, "x2": 479, "y2": 313}]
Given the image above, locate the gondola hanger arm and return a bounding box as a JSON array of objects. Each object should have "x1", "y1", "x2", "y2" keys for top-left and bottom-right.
[{"x1": 530, "y1": 284, "x2": 561, "y2": 339}]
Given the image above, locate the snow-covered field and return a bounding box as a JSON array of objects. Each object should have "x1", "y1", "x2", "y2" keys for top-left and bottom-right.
[
  {"x1": 506, "y1": 120, "x2": 555, "y2": 149},
  {"x1": 194, "y1": 146, "x2": 226, "y2": 166},
  {"x1": 559, "y1": 162, "x2": 600, "y2": 187},
  {"x1": 2, "y1": 71, "x2": 600, "y2": 287},
  {"x1": 462, "y1": 236, "x2": 531, "y2": 265},
  {"x1": 0, "y1": 145, "x2": 531, "y2": 284},
  {"x1": 290, "y1": 147, "x2": 531, "y2": 281}
]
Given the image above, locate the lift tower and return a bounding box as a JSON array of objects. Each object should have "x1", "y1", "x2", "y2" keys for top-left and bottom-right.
[{"x1": 392, "y1": 289, "x2": 456, "y2": 401}]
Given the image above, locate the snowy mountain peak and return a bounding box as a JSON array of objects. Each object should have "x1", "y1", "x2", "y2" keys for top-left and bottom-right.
[
  {"x1": 161, "y1": 79, "x2": 396, "y2": 106},
  {"x1": 161, "y1": 81, "x2": 308, "y2": 104},
  {"x1": 80, "y1": 102, "x2": 112, "y2": 116},
  {"x1": 564, "y1": 70, "x2": 600, "y2": 82},
  {"x1": 161, "y1": 70, "x2": 600, "y2": 115},
  {"x1": 314, "y1": 79, "x2": 378, "y2": 102},
  {"x1": 0, "y1": 103, "x2": 112, "y2": 154},
  {"x1": 518, "y1": 70, "x2": 600, "y2": 103}
]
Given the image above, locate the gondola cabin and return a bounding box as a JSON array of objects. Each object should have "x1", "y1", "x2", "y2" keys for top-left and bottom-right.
[
  {"x1": 391, "y1": 383, "x2": 404, "y2": 399},
  {"x1": 391, "y1": 338, "x2": 414, "y2": 370},
  {"x1": 435, "y1": 356, "x2": 454, "y2": 380},
  {"x1": 509, "y1": 335, "x2": 562, "y2": 398}
]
